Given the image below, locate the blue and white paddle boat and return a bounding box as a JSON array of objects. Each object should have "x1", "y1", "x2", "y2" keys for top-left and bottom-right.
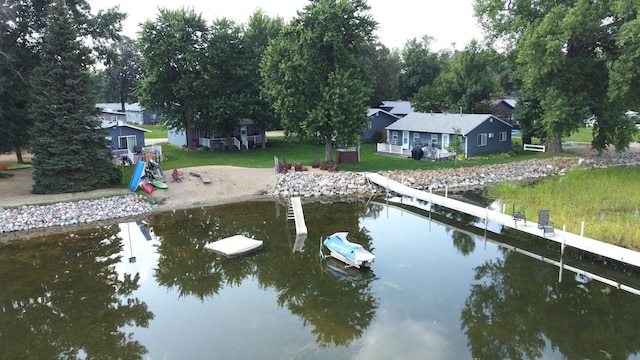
[{"x1": 322, "y1": 232, "x2": 375, "y2": 268}]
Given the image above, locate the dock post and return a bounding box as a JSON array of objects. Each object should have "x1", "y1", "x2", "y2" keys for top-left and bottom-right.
[
  {"x1": 580, "y1": 221, "x2": 585, "y2": 237},
  {"x1": 485, "y1": 207, "x2": 489, "y2": 231},
  {"x1": 445, "y1": 186, "x2": 448, "y2": 198},
  {"x1": 561, "y1": 225, "x2": 567, "y2": 256}
]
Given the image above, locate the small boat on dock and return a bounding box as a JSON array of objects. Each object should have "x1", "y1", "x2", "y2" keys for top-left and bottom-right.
[{"x1": 322, "y1": 232, "x2": 375, "y2": 268}]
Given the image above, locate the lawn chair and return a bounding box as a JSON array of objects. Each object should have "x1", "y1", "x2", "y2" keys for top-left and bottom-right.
[
  {"x1": 537, "y1": 209, "x2": 555, "y2": 237},
  {"x1": 171, "y1": 168, "x2": 184, "y2": 182},
  {"x1": 512, "y1": 203, "x2": 526, "y2": 227}
]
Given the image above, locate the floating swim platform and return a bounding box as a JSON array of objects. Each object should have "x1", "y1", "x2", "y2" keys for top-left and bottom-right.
[{"x1": 204, "y1": 235, "x2": 263, "y2": 258}]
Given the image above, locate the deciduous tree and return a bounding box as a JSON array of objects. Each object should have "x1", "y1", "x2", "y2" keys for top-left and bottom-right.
[
  {"x1": 103, "y1": 37, "x2": 143, "y2": 112},
  {"x1": 137, "y1": 8, "x2": 210, "y2": 150},
  {"x1": 475, "y1": 0, "x2": 640, "y2": 152},
  {"x1": 261, "y1": 0, "x2": 376, "y2": 162}
]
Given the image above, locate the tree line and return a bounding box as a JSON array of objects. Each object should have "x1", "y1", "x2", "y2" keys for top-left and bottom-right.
[{"x1": 2, "y1": 0, "x2": 639, "y2": 193}]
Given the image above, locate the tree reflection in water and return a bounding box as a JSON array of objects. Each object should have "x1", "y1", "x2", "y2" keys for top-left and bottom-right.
[
  {"x1": 0, "y1": 225, "x2": 153, "y2": 359},
  {"x1": 150, "y1": 200, "x2": 378, "y2": 347},
  {"x1": 461, "y1": 250, "x2": 640, "y2": 360}
]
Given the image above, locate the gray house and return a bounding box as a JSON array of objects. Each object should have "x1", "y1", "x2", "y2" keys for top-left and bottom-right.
[
  {"x1": 96, "y1": 103, "x2": 159, "y2": 125},
  {"x1": 168, "y1": 118, "x2": 266, "y2": 150},
  {"x1": 363, "y1": 108, "x2": 399, "y2": 141},
  {"x1": 385, "y1": 113, "x2": 513, "y2": 158}
]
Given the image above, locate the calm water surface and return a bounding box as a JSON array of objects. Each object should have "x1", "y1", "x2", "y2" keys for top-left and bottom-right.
[{"x1": 2, "y1": 197, "x2": 640, "y2": 359}]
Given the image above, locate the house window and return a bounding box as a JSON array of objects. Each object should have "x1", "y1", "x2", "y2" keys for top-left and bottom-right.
[
  {"x1": 368, "y1": 122, "x2": 372, "y2": 130},
  {"x1": 413, "y1": 133, "x2": 421, "y2": 145},
  {"x1": 477, "y1": 133, "x2": 487, "y2": 146},
  {"x1": 118, "y1": 135, "x2": 137, "y2": 151},
  {"x1": 430, "y1": 134, "x2": 438, "y2": 145},
  {"x1": 391, "y1": 131, "x2": 398, "y2": 141},
  {"x1": 499, "y1": 131, "x2": 507, "y2": 141}
]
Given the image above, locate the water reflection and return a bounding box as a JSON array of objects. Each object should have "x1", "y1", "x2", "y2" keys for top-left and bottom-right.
[
  {"x1": 148, "y1": 201, "x2": 378, "y2": 347},
  {"x1": 2, "y1": 198, "x2": 640, "y2": 359},
  {"x1": 0, "y1": 225, "x2": 154, "y2": 359}
]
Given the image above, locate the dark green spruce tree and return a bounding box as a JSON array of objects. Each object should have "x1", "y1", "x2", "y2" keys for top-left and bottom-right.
[{"x1": 29, "y1": 1, "x2": 120, "y2": 194}]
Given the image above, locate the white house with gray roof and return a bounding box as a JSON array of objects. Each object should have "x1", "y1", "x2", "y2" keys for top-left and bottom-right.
[{"x1": 385, "y1": 113, "x2": 513, "y2": 158}]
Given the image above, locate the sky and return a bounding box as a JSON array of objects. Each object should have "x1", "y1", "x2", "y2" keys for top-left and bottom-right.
[{"x1": 88, "y1": 0, "x2": 484, "y2": 52}]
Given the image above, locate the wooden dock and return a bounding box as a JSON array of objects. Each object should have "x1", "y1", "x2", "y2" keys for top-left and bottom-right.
[{"x1": 365, "y1": 173, "x2": 640, "y2": 268}]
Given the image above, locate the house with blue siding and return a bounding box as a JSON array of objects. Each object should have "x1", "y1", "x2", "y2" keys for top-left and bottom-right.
[
  {"x1": 378, "y1": 100, "x2": 414, "y2": 117},
  {"x1": 101, "y1": 119, "x2": 149, "y2": 152},
  {"x1": 363, "y1": 108, "x2": 399, "y2": 141},
  {"x1": 385, "y1": 113, "x2": 513, "y2": 158}
]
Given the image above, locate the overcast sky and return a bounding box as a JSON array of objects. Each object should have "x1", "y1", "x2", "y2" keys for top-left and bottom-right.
[{"x1": 89, "y1": 0, "x2": 484, "y2": 51}]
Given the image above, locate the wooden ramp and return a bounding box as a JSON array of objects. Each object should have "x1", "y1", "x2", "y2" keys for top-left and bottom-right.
[{"x1": 365, "y1": 172, "x2": 640, "y2": 268}]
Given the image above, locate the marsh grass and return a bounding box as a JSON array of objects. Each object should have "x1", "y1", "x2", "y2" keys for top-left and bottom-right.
[{"x1": 490, "y1": 167, "x2": 640, "y2": 249}]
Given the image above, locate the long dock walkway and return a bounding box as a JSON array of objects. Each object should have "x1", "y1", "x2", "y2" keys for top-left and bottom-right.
[{"x1": 365, "y1": 173, "x2": 640, "y2": 268}]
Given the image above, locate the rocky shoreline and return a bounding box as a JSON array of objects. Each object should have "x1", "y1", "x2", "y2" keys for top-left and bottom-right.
[
  {"x1": 3, "y1": 151, "x2": 640, "y2": 235},
  {"x1": 270, "y1": 153, "x2": 640, "y2": 197},
  {"x1": 0, "y1": 195, "x2": 154, "y2": 233}
]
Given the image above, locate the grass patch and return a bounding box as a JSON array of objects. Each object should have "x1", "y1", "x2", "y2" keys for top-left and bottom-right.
[
  {"x1": 490, "y1": 167, "x2": 640, "y2": 250},
  {"x1": 138, "y1": 124, "x2": 168, "y2": 139},
  {"x1": 152, "y1": 136, "x2": 565, "y2": 173}
]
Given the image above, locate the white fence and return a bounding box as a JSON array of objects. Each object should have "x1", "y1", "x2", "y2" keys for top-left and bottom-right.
[
  {"x1": 112, "y1": 148, "x2": 135, "y2": 164},
  {"x1": 377, "y1": 142, "x2": 404, "y2": 155},
  {"x1": 523, "y1": 144, "x2": 546, "y2": 152},
  {"x1": 143, "y1": 145, "x2": 163, "y2": 158}
]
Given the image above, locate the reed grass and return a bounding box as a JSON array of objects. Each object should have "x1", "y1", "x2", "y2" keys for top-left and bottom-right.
[{"x1": 489, "y1": 167, "x2": 640, "y2": 249}]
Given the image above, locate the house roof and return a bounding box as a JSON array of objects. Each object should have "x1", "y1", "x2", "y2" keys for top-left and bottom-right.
[
  {"x1": 385, "y1": 113, "x2": 511, "y2": 135},
  {"x1": 367, "y1": 108, "x2": 400, "y2": 119},
  {"x1": 99, "y1": 119, "x2": 150, "y2": 132},
  {"x1": 96, "y1": 102, "x2": 145, "y2": 112},
  {"x1": 379, "y1": 101, "x2": 414, "y2": 116},
  {"x1": 492, "y1": 98, "x2": 517, "y2": 109}
]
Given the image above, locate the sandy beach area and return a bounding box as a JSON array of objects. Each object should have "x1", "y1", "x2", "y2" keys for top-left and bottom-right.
[{"x1": 0, "y1": 152, "x2": 278, "y2": 212}]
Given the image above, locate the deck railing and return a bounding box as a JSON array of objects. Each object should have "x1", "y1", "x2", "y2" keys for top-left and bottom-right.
[{"x1": 377, "y1": 142, "x2": 403, "y2": 155}]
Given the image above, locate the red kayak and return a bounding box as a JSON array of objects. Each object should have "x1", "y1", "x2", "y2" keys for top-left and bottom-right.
[{"x1": 139, "y1": 181, "x2": 154, "y2": 195}]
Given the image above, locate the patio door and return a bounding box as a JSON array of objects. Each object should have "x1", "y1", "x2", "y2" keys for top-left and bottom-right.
[
  {"x1": 118, "y1": 135, "x2": 137, "y2": 151},
  {"x1": 442, "y1": 134, "x2": 450, "y2": 150}
]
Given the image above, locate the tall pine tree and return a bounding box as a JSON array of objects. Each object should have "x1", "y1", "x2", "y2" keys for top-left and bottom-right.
[{"x1": 29, "y1": 1, "x2": 120, "y2": 194}]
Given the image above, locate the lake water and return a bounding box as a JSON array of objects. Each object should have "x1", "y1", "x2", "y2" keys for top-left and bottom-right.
[{"x1": 2, "y1": 197, "x2": 640, "y2": 359}]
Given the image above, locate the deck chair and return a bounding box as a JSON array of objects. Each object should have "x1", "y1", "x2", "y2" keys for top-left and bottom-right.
[
  {"x1": 537, "y1": 209, "x2": 555, "y2": 236},
  {"x1": 171, "y1": 168, "x2": 184, "y2": 182},
  {"x1": 512, "y1": 203, "x2": 526, "y2": 226}
]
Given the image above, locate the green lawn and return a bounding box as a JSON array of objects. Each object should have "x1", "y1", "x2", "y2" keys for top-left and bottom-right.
[
  {"x1": 152, "y1": 136, "x2": 570, "y2": 173},
  {"x1": 138, "y1": 124, "x2": 168, "y2": 139}
]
